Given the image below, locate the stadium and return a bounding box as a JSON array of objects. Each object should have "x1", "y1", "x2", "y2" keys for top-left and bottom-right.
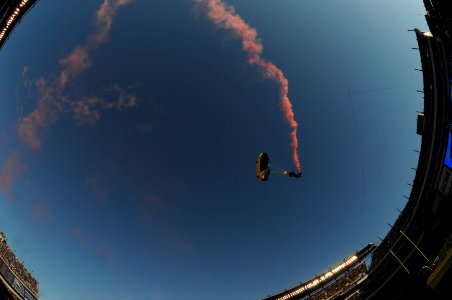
[{"x1": 0, "y1": 0, "x2": 451, "y2": 299}]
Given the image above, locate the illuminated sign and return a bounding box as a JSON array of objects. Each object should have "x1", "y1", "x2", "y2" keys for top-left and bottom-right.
[
  {"x1": 276, "y1": 256, "x2": 358, "y2": 300},
  {"x1": 445, "y1": 133, "x2": 452, "y2": 169},
  {"x1": 444, "y1": 79, "x2": 452, "y2": 168}
]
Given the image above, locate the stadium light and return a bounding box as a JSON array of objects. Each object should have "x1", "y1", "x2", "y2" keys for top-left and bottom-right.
[
  {"x1": 276, "y1": 255, "x2": 358, "y2": 300},
  {"x1": 0, "y1": 0, "x2": 33, "y2": 43},
  {"x1": 20, "y1": 0, "x2": 30, "y2": 7}
]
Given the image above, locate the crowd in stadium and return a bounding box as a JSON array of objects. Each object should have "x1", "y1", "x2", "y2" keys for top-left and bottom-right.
[
  {"x1": 0, "y1": 239, "x2": 38, "y2": 296},
  {"x1": 306, "y1": 262, "x2": 368, "y2": 300}
]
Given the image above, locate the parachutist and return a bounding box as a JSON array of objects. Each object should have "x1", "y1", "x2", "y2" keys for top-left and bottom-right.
[
  {"x1": 256, "y1": 152, "x2": 302, "y2": 181},
  {"x1": 288, "y1": 171, "x2": 302, "y2": 178}
]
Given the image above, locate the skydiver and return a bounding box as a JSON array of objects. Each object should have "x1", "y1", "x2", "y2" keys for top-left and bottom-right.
[{"x1": 288, "y1": 171, "x2": 302, "y2": 178}]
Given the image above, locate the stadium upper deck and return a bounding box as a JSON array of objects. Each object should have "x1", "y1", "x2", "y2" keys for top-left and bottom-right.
[
  {"x1": 0, "y1": 0, "x2": 38, "y2": 50},
  {"x1": 0, "y1": 232, "x2": 38, "y2": 300},
  {"x1": 261, "y1": 245, "x2": 375, "y2": 300}
]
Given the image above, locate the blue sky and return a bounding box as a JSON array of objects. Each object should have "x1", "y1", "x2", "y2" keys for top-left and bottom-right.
[{"x1": 0, "y1": 1, "x2": 428, "y2": 299}]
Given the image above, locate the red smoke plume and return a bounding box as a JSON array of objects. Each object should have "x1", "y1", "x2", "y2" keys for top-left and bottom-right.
[
  {"x1": 58, "y1": 0, "x2": 132, "y2": 90},
  {"x1": 18, "y1": 0, "x2": 134, "y2": 149},
  {"x1": 196, "y1": 0, "x2": 301, "y2": 172},
  {"x1": 0, "y1": 152, "x2": 25, "y2": 200}
]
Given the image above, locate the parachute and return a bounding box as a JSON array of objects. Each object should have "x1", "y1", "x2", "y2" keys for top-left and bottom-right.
[
  {"x1": 256, "y1": 152, "x2": 301, "y2": 182},
  {"x1": 256, "y1": 153, "x2": 270, "y2": 181}
]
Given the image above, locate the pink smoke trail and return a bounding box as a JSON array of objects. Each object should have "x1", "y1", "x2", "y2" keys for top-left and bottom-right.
[
  {"x1": 18, "y1": 0, "x2": 133, "y2": 149},
  {"x1": 196, "y1": 0, "x2": 301, "y2": 172},
  {"x1": 0, "y1": 152, "x2": 25, "y2": 201},
  {"x1": 59, "y1": 0, "x2": 132, "y2": 90}
]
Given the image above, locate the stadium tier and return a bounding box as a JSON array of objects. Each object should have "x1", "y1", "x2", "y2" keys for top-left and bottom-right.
[
  {"x1": 0, "y1": 232, "x2": 38, "y2": 300},
  {"x1": 261, "y1": 244, "x2": 375, "y2": 300}
]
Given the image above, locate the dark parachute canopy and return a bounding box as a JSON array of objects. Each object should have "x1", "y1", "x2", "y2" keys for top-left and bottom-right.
[
  {"x1": 256, "y1": 152, "x2": 301, "y2": 182},
  {"x1": 256, "y1": 153, "x2": 270, "y2": 181}
]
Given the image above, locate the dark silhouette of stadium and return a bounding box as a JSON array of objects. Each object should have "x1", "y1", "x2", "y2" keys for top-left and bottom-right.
[{"x1": 0, "y1": 0, "x2": 451, "y2": 299}]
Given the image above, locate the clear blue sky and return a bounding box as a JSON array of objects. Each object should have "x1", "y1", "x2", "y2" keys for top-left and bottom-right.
[{"x1": 0, "y1": 1, "x2": 428, "y2": 299}]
